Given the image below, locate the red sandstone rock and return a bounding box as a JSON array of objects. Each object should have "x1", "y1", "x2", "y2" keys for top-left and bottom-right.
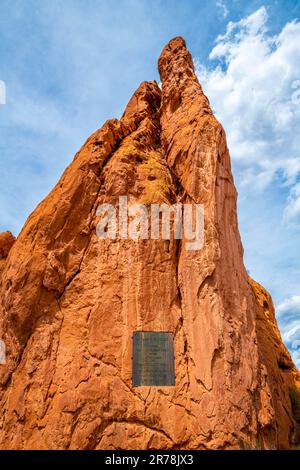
[
  {"x1": 0, "y1": 231, "x2": 15, "y2": 260},
  {"x1": 0, "y1": 37, "x2": 299, "y2": 449},
  {"x1": 0, "y1": 231, "x2": 16, "y2": 283}
]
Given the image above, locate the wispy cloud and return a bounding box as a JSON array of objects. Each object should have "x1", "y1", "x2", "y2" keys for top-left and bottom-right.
[
  {"x1": 216, "y1": 0, "x2": 228, "y2": 19},
  {"x1": 196, "y1": 6, "x2": 300, "y2": 225},
  {"x1": 284, "y1": 182, "x2": 300, "y2": 225},
  {"x1": 278, "y1": 295, "x2": 300, "y2": 367}
]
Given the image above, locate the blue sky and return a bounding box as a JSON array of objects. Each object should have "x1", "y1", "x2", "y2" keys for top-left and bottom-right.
[{"x1": 0, "y1": 0, "x2": 300, "y2": 366}]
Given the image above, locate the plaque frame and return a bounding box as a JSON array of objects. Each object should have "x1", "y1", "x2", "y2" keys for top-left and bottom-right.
[{"x1": 132, "y1": 331, "x2": 175, "y2": 386}]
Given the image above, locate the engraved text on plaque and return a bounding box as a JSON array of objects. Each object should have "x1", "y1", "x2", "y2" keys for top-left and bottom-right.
[{"x1": 132, "y1": 331, "x2": 175, "y2": 386}]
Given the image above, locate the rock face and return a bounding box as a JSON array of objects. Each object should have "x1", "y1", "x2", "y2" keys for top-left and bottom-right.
[
  {"x1": 0, "y1": 232, "x2": 15, "y2": 260},
  {"x1": 0, "y1": 232, "x2": 15, "y2": 281},
  {"x1": 0, "y1": 37, "x2": 299, "y2": 450}
]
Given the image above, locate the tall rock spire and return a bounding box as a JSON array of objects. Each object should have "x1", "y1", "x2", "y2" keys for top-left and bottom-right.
[{"x1": 0, "y1": 38, "x2": 299, "y2": 450}]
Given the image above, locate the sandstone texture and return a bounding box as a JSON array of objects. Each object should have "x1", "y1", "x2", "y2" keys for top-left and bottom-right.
[
  {"x1": 0, "y1": 231, "x2": 15, "y2": 281},
  {"x1": 0, "y1": 37, "x2": 299, "y2": 449}
]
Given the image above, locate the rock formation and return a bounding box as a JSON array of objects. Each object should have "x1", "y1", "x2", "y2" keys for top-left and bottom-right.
[
  {"x1": 0, "y1": 37, "x2": 299, "y2": 450},
  {"x1": 0, "y1": 231, "x2": 15, "y2": 281}
]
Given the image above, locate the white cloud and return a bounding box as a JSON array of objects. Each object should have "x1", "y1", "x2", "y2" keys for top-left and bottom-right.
[
  {"x1": 278, "y1": 295, "x2": 300, "y2": 319},
  {"x1": 0, "y1": 0, "x2": 171, "y2": 235},
  {"x1": 196, "y1": 6, "x2": 300, "y2": 224},
  {"x1": 216, "y1": 0, "x2": 228, "y2": 19},
  {"x1": 284, "y1": 182, "x2": 300, "y2": 224},
  {"x1": 277, "y1": 296, "x2": 300, "y2": 367},
  {"x1": 0, "y1": 80, "x2": 6, "y2": 104},
  {"x1": 292, "y1": 79, "x2": 300, "y2": 105}
]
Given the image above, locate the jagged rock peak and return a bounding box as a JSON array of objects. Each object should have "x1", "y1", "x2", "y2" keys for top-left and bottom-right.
[{"x1": 158, "y1": 36, "x2": 212, "y2": 118}]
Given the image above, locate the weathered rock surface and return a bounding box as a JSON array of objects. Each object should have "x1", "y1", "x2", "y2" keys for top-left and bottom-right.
[
  {"x1": 0, "y1": 231, "x2": 15, "y2": 259},
  {"x1": 0, "y1": 231, "x2": 16, "y2": 282},
  {"x1": 0, "y1": 37, "x2": 299, "y2": 449}
]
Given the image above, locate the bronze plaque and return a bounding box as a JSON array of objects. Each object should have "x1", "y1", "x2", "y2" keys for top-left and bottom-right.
[{"x1": 132, "y1": 332, "x2": 175, "y2": 386}]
